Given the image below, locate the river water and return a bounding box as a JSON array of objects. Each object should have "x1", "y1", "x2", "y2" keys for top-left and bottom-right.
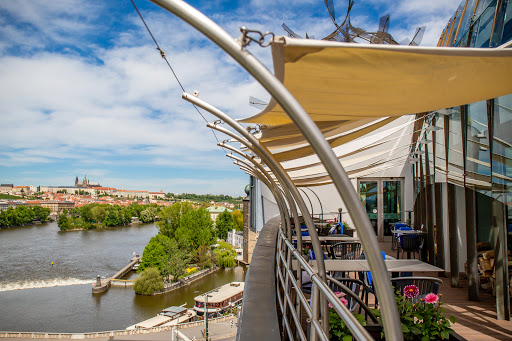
[{"x1": 0, "y1": 222, "x2": 246, "y2": 333}]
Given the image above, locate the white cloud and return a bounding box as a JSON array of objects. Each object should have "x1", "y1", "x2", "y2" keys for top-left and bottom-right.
[{"x1": 0, "y1": 0, "x2": 463, "y2": 194}]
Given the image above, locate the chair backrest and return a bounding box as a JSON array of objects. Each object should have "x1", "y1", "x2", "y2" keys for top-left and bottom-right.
[
  {"x1": 399, "y1": 234, "x2": 424, "y2": 252},
  {"x1": 328, "y1": 277, "x2": 362, "y2": 312},
  {"x1": 331, "y1": 241, "x2": 362, "y2": 259},
  {"x1": 391, "y1": 276, "x2": 442, "y2": 304},
  {"x1": 394, "y1": 223, "x2": 407, "y2": 229}
]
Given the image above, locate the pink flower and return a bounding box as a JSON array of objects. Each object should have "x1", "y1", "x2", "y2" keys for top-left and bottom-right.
[
  {"x1": 424, "y1": 293, "x2": 439, "y2": 304},
  {"x1": 329, "y1": 291, "x2": 348, "y2": 308},
  {"x1": 404, "y1": 285, "x2": 419, "y2": 298}
]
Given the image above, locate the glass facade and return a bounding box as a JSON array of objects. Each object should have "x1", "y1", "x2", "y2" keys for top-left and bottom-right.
[{"x1": 421, "y1": 0, "x2": 512, "y2": 319}]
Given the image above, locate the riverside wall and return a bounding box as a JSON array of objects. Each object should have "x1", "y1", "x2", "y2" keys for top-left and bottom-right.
[
  {"x1": 0, "y1": 315, "x2": 236, "y2": 339},
  {"x1": 152, "y1": 266, "x2": 220, "y2": 295}
]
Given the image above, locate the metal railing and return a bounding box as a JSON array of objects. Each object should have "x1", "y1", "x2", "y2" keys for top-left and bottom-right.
[{"x1": 275, "y1": 227, "x2": 375, "y2": 341}]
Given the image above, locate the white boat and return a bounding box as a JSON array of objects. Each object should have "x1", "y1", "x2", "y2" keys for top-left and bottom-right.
[
  {"x1": 193, "y1": 282, "x2": 244, "y2": 315},
  {"x1": 126, "y1": 306, "x2": 195, "y2": 330}
]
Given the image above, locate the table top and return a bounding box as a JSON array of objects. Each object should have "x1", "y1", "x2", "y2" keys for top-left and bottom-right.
[
  {"x1": 391, "y1": 229, "x2": 425, "y2": 234},
  {"x1": 303, "y1": 259, "x2": 444, "y2": 272},
  {"x1": 293, "y1": 235, "x2": 359, "y2": 242}
]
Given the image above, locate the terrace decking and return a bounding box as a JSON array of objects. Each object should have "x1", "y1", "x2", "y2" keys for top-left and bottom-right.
[{"x1": 378, "y1": 240, "x2": 512, "y2": 340}]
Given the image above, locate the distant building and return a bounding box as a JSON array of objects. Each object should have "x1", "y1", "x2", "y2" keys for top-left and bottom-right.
[
  {"x1": 149, "y1": 191, "x2": 166, "y2": 199},
  {"x1": 12, "y1": 186, "x2": 31, "y2": 196},
  {"x1": 0, "y1": 184, "x2": 13, "y2": 194},
  {"x1": 39, "y1": 201, "x2": 75, "y2": 215},
  {"x1": 75, "y1": 175, "x2": 101, "y2": 188},
  {"x1": 206, "y1": 205, "x2": 232, "y2": 221}
]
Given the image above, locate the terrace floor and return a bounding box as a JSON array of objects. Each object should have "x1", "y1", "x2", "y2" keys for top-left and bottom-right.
[{"x1": 378, "y1": 240, "x2": 512, "y2": 340}]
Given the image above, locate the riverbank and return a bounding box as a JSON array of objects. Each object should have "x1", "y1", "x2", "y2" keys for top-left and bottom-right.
[{"x1": 152, "y1": 266, "x2": 220, "y2": 295}]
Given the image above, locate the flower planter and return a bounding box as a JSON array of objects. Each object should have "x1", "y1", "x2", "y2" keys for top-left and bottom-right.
[
  {"x1": 343, "y1": 229, "x2": 354, "y2": 237},
  {"x1": 363, "y1": 325, "x2": 466, "y2": 341}
]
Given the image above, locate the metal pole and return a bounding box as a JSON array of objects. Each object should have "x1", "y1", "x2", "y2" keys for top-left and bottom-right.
[
  {"x1": 149, "y1": 1, "x2": 402, "y2": 338},
  {"x1": 205, "y1": 293, "x2": 209, "y2": 340},
  {"x1": 202, "y1": 116, "x2": 326, "y2": 333}
]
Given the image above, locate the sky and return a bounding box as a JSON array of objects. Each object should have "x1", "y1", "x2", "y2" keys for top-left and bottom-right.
[{"x1": 0, "y1": 0, "x2": 461, "y2": 196}]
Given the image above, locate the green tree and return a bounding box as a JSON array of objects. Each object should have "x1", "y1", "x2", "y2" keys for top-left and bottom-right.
[
  {"x1": 213, "y1": 241, "x2": 237, "y2": 267},
  {"x1": 193, "y1": 245, "x2": 214, "y2": 268},
  {"x1": 133, "y1": 268, "x2": 164, "y2": 295},
  {"x1": 231, "y1": 210, "x2": 243, "y2": 231},
  {"x1": 91, "y1": 206, "x2": 106, "y2": 223},
  {"x1": 164, "y1": 238, "x2": 191, "y2": 281},
  {"x1": 157, "y1": 201, "x2": 193, "y2": 238},
  {"x1": 176, "y1": 207, "x2": 213, "y2": 250},
  {"x1": 103, "y1": 208, "x2": 119, "y2": 226},
  {"x1": 32, "y1": 206, "x2": 50, "y2": 221},
  {"x1": 57, "y1": 211, "x2": 72, "y2": 230},
  {"x1": 215, "y1": 210, "x2": 235, "y2": 240},
  {"x1": 138, "y1": 235, "x2": 171, "y2": 274},
  {"x1": 140, "y1": 207, "x2": 157, "y2": 223}
]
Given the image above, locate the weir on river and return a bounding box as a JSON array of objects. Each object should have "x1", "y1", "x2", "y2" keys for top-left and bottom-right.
[{"x1": 92, "y1": 257, "x2": 141, "y2": 294}]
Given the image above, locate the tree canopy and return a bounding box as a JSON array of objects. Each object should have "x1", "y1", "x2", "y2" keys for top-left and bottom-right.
[
  {"x1": 0, "y1": 205, "x2": 50, "y2": 227},
  {"x1": 133, "y1": 267, "x2": 164, "y2": 295},
  {"x1": 213, "y1": 241, "x2": 238, "y2": 268},
  {"x1": 157, "y1": 202, "x2": 213, "y2": 251},
  {"x1": 215, "y1": 210, "x2": 235, "y2": 240},
  {"x1": 231, "y1": 210, "x2": 243, "y2": 231}
]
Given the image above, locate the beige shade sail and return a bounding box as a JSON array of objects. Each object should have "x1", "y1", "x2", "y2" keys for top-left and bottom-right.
[
  {"x1": 240, "y1": 36, "x2": 512, "y2": 126},
  {"x1": 271, "y1": 117, "x2": 398, "y2": 162}
]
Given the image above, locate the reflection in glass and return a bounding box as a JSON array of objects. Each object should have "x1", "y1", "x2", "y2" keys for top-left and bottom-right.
[
  {"x1": 360, "y1": 181, "x2": 378, "y2": 235},
  {"x1": 383, "y1": 181, "x2": 402, "y2": 237}
]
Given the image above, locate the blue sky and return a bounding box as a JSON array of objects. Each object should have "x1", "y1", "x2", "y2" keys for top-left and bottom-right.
[{"x1": 0, "y1": 0, "x2": 461, "y2": 196}]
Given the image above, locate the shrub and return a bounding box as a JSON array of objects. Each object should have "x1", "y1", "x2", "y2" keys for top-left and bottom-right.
[
  {"x1": 213, "y1": 241, "x2": 237, "y2": 268},
  {"x1": 133, "y1": 268, "x2": 164, "y2": 295}
]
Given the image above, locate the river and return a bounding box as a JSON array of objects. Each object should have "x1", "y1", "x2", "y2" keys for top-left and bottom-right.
[{"x1": 0, "y1": 222, "x2": 246, "y2": 333}]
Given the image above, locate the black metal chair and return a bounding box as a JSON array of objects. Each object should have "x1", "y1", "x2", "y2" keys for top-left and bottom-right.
[
  {"x1": 331, "y1": 241, "x2": 363, "y2": 260},
  {"x1": 396, "y1": 234, "x2": 424, "y2": 259},
  {"x1": 326, "y1": 276, "x2": 378, "y2": 323},
  {"x1": 391, "y1": 276, "x2": 442, "y2": 304}
]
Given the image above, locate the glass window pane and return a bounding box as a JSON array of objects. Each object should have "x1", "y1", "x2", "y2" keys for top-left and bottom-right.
[
  {"x1": 434, "y1": 115, "x2": 447, "y2": 182},
  {"x1": 500, "y1": 0, "x2": 512, "y2": 45},
  {"x1": 471, "y1": 1, "x2": 497, "y2": 47},
  {"x1": 447, "y1": 108, "x2": 464, "y2": 185},
  {"x1": 455, "y1": 0, "x2": 478, "y2": 46}
]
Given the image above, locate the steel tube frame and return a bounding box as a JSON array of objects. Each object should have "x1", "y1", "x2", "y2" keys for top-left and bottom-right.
[
  {"x1": 212, "y1": 129, "x2": 303, "y2": 249},
  {"x1": 221, "y1": 143, "x2": 300, "y2": 248},
  {"x1": 149, "y1": 0, "x2": 401, "y2": 338},
  {"x1": 220, "y1": 139, "x2": 306, "y2": 337},
  {"x1": 197, "y1": 101, "x2": 325, "y2": 267},
  {"x1": 200, "y1": 107, "x2": 327, "y2": 333}
]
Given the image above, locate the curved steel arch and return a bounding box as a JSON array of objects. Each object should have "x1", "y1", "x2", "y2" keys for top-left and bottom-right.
[{"x1": 148, "y1": 1, "x2": 402, "y2": 339}]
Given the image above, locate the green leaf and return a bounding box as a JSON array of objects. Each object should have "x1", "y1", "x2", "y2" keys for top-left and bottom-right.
[
  {"x1": 421, "y1": 335, "x2": 430, "y2": 341},
  {"x1": 410, "y1": 327, "x2": 422, "y2": 335},
  {"x1": 401, "y1": 323, "x2": 410, "y2": 333},
  {"x1": 448, "y1": 315, "x2": 456, "y2": 323},
  {"x1": 342, "y1": 335, "x2": 353, "y2": 341}
]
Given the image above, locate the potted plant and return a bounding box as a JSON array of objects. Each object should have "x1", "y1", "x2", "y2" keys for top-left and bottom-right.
[
  {"x1": 373, "y1": 286, "x2": 458, "y2": 340},
  {"x1": 342, "y1": 221, "x2": 354, "y2": 237},
  {"x1": 328, "y1": 285, "x2": 460, "y2": 340}
]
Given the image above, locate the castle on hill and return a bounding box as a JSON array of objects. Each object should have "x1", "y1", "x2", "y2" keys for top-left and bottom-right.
[{"x1": 75, "y1": 175, "x2": 101, "y2": 188}]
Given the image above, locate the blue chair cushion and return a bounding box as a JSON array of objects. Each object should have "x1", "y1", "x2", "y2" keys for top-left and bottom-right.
[
  {"x1": 365, "y1": 251, "x2": 386, "y2": 286},
  {"x1": 308, "y1": 250, "x2": 326, "y2": 260}
]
